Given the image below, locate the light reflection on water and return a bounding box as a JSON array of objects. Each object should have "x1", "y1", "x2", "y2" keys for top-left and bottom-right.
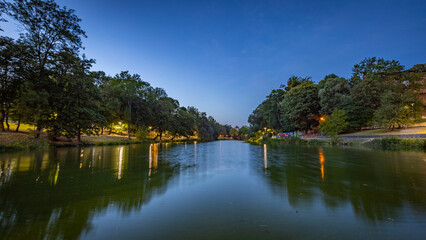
[{"x1": 0, "y1": 141, "x2": 425, "y2": 239}]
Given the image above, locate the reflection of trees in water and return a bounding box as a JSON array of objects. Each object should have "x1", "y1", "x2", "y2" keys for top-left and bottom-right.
[
  {"x1": 253, "y1": 145, "x2": 426, "y2": 223},
  {"x1": 0, "y1": 144, "x2": 180, "y2": 239}
]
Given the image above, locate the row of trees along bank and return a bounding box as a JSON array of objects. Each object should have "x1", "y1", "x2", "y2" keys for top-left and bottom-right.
[
  {"x1": 0, "y1": 0, "x2": 229, "y2": 141},
  {"x1": 246, "y1": 58, "x2": 425, "y2": 139}
]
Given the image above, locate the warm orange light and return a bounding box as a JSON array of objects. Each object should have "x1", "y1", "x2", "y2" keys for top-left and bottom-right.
[
  {"x1": 319, "y1": 148, "x2": 325, "y2": 182},
  {"x1": 320, "y1": 116, "x2": 325, "y2": 122}
]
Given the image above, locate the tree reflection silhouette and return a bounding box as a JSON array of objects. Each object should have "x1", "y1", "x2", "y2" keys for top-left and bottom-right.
[
  {"x1": 252, "y1": 145, "x2": 426, "y2": 223},
  {"x1": 0, "y1": 144, "x2": 179, "y2": 239}
]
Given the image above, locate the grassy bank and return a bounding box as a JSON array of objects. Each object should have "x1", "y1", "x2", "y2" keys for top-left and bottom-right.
[
  {"x1": 247, "y1": 137, "x2": 334, "y2": 146},
  {"x1": 247, "y1": 136, "x2": 426, "y2": 151},
  {"x1": 364, "y1": 137, "x2": 426, "y2": 150},
  {"x1": 0, "y1": 131, "x2": 200, "y2": 153},
  {"x1": 0, "y1": 139, "x2": 48, "y2": 153}
]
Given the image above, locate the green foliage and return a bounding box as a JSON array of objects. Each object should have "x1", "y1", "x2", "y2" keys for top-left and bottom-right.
[
  {"x1": 318, "y1": 75, "x2": 351, "y2": 115},
  {"x1": 6, "y1": 0, "x2": 87, "y2": 136},
  {"x1": 280, "y1": 81, "x2": 320, "y2": 132},
  {"x1": 350, "y1": 57, "x2": 404, "y2": 86},
  {"x1": 0, "y1": 138, "x2": 47, "y2": 152},
  {"x1": 319, "y1": 109, "x2": 349, "y2": 141},
  {"x1": 365, "y1": 137, "x2": 425, "y2": 150},
  {"x1": 135, "y1": 127, "x2": 150, "y2": 140},
  {"x1": 373, "y1": 91, "x2": 422, "y2": 129}
]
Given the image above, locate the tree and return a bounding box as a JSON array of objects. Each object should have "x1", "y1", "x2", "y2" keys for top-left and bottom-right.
[
  {"x1": 261, "y1": 89, "x2": 285, "y2": 130},
  {"x1": 170, "y1": 107, "x2": 196, "y2": 139},
  {"x1": 151, "y1": 97, "x2": 179, "y2": 140},
  {"x1": 112, "y1": 71, "x2": 150, "y2": 139},
  {"x1": 6, "y1": 0, "x2": 86, "y2": 137},
  {"x1": 0, "y1": 37, "x2": 29, "y2": 131},
  {"x1": 319, "y1": 109, "x2": 349, "y2": 141},
  {"x1": 92, "y1": 71, "x2": 120, "y2": 134},
  {"x1": 350, "y1": 57, "x2": 404, "y2": 86},
  {"x1": 318, "y1": 74, "x2": 351, "y2": 115},
  {"x1": 280, "y1": 81, "x2": 320, "y2": 132},
  {"x1": 281, "y1": 75, "x2": 311, "y2": 91},
  {"x1": 47, "y1": 50, "x2": 105, "y2": 141},
  {"x1": 348, "y1": 74, "x2": 389, "y2": 129},
  {"x1": 373, "y1": 91, "x2": 422, "y2": 129},
  {"x1": 248, "y1": 104, "x2": 265, "y2": 131}
]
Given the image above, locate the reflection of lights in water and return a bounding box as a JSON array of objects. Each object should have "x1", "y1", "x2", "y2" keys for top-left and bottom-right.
[
  {"x1": 118, "y1": 146, "x2": 124, "y2": 180},
  {"x1": 263, "y1": 144, "x2": 268, "y2": 169},
  {"x1": 50, "y1": 163, "x2": 60, "y2": 186},
  {"x1": 194, "y1": 141, "x2": 197, "y2": 164},
  {"x1": 80, "y1": 149, "x2": 83, "y2": 158},
  {"x1": 319, "y1": 148, "x2": 325, "y2": 182},
  {"x1": 149, "y1": 144, "x2": 159, "y2": 176},
  {"x1": 185, "y1": 142, "x2": 187, "y2": 150}
]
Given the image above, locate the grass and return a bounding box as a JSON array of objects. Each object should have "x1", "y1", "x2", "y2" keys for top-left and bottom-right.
[
  {"x1": 249, "y1": 136, "x2": 425, "y2": 151},
  {"x1": 2, "y1": 122, "x2": 37, "y2": 132},
  {"x1": 0, "y1": 138, "x2": 48, "y2": 153},
  {"x1": 0, "y1": 130, "x2": 200, "y2": 152},
  {"x1": 364, "y1": 137, "x2": 426, "y2": 150},
  {"x1": 248, "y1": 137, "x2": 334, "y2": 146}
]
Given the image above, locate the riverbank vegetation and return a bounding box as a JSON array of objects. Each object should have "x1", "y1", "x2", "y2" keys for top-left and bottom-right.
[
  {"x1": 244, "y1": 57, "x2": 425, "y2": 140},
  {"x1": 249, "y1": 136, "x2": 426, "y2": 151},
  {"x1": 0, "y1": 0, "x2": 231, "y2": 144}
]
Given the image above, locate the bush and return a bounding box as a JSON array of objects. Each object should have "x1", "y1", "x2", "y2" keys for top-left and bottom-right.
[
  {"x1": 135, "y1": 128, "x2": 150, "y2": 140},
  {"x1": 365, "y1": 137, "x2": 425, "y2": 150}
]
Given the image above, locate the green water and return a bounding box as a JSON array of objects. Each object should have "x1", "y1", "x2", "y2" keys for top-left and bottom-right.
[{"x1": 0, "y1": 141, "x2": 425, "y2": 239}]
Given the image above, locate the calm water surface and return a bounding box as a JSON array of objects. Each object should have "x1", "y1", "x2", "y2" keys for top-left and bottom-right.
[{"x1": 0, "y1": 141, "x2": 425, "y2": 239}]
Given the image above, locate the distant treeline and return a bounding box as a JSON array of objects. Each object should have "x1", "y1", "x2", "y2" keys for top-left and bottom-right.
[
  {"x1": 0, "y1": 0, "x2": 229, "y2": 141},
  {"x1": 244, "y1": 58, "x2": 425, "y2": 139}
]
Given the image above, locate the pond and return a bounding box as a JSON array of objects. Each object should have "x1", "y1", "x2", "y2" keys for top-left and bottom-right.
[{"x1": 0, "y1": 141, "x2": 425, "y2": 239}]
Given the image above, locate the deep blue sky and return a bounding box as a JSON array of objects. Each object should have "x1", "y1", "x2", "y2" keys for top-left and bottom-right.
[{"x1": 3, "y1": 0, "x2": 426, "y2": 126}]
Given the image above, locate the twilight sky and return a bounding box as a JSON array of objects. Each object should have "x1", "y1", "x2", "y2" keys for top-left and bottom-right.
[{"x1": 3, "y1": 0, "x2": 426, "y2": 126}]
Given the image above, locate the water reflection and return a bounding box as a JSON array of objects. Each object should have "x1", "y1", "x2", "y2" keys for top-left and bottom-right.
[
  {"x1": 263, "y1": 144, "x2": 268, "y2": 169},
  {"x1": 0, "y1": 144, "x2": 181, "y2": 239},
  {"x1": 252, "y1": 145, "x2": 426, "y2": 223},
  {"x1": 319, "y1": 148, "x2": 325, "y2": 182},
  {"x1": 0, "y1": 142, "x2": 425, "y2": 239},
  {"x1": 149, "y1": 144, "x2": 159, "y2": 176}
]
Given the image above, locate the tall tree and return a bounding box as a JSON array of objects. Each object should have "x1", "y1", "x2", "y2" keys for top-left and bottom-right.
[
  {"x1": 350, "y1": 57, "x2": 404, "y2": 86},
  {"x1": 261, "y1": 89, "x2": 285, "y2": 130},
  {"x1": 0, "y1": 37, "x2": 28, "y2": 131},
  {"x1": 47, "y1": 50, "x2": 105, "y2": 141},
  {"x1": 6, "y1": 0, "x2": 86, "y2": 137},
  {"x1": 112, "y1": 71, "x2": 149, "y2": 139},
  {"x1": 280, "y1": 81, "x2": 320, "y2": 132},
  {"x1": 318, "y1": 74, "x2": 351, "y2": 115}
]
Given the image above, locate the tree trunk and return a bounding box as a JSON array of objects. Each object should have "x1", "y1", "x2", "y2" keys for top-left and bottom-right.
[
  {"x1": 36, "y1": 123, "x2": 42, "y2": 139},
  {"x1": 15, "y1": 114, "x2": 21, "y2": 132},
  {"x1": 153, "y1": 134, "x2": 159, "y2": 140},
  {"x1": 101, "y1": 127, "x2": 103, "y2": 135},
  {"x1": 77, "y1": 131, "x2": 81, "y2": 142},
  {"x1": 0, "y1": 110, "x2": 4, "y2": 131},
  {"x1": 5, "y1": 114, "x2": 9, "y2": 131},
  {"x1": 159, "y1": 131, "x2": 162, "y2": 141},
  {"x1": 128, "y1": 101, "x2": 132, "y2": 140}
]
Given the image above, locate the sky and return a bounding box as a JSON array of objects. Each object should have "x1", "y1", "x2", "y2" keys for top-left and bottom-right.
[{"x1": 2, "y1": 0, "x2": 426, "y2": 126}]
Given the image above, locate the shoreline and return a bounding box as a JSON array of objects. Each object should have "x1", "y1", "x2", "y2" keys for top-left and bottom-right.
[
  {"x1": 248, "y1": 136, "x2": 426, "y2": 151},
  {"x1": 0, "y1": 132, "x2": 200, "y2": 153}
]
